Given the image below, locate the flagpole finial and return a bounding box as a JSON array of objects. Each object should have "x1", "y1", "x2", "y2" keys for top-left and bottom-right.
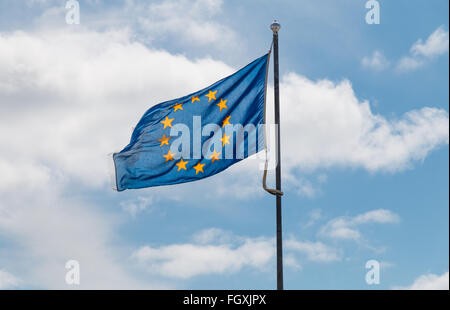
[{"x1": 270, "y1": 20, "x2": 281, "y2": 34}]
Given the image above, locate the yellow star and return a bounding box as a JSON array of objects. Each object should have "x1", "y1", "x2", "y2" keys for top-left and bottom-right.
[
  {"x1": 193, "y1": 162, "x2": 205, "y2": 175},
  {"x1": 205, "y1": 90, "x2": 217, "y2": 102},
  {"x1": 222, "y1": 115, "x2": 231, "y2": 127},
  {"x1": 216, "y1": 98, "x2": 228, "y2": 111},
  {"x1": 220, "y1": 133, "x2": 231, "y2": 146},
  {"x1": 191, "y1": 96, "x2": 200, "y2": 103},
  {"x1": 160, "y1": 116, "x2": 174, "y2": 129},
  {"x1": 175, "y1": 158, "x2": 189, "y2": 171},
  {"x1": 209, "y1": 149, "x2": 221, "y2": 163},
  {"x1": 173, "y1": 103, "x2": 183, "y2": 112},
  {"x1": 157, "y1": 134, "x2": 171, "y2": 147},
  {"x1": 163, "y1": 150, "x2": 176, "y2": 162}
]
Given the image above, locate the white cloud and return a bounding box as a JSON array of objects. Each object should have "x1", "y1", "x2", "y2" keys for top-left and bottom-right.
[
  {"x1": 285, "y1": 239, "x2": 341, "y2": 262},
  {"x1": 279, "y1": 73, "x2": 449, "y2": 173},
  {"x1": 352, "y1": 209, "x2": 400, "y2": 224},
  {"x1": 303, "y1": 209, "x2": 323, "y2": 229},
  {"x1": 0, "y1": 269, "x2": 20, "y2": 289},
  {"x1": 361, "y1": 50, "x2": 390, "y2": 71},
  {"x1": 362, "y1": 27, "x2": 448, "y2": 72},
  {"x1": 397, "y1": 26, "x2": 449, "y2": 71},
  {"x1": 139, "y1": 0, "x2": 236, "y2": 48},
  {"x1": 0, "y1": 28, "x2": 446, "y2": 198},
  {"x1": 285, "y1": 175, "x2": 320, "y2": 198},
  {"x1": 284, "y1": 254, "x2": 301, "y2": 270},
  {"x1": 192, "y1": 227, "x2": 235, "y2": 244},
  {"x1": 394, "y1": 271, "x2": 449, "y2": 290},
  {"x1": 319, "y1": 209, "x2": 399, "y2": 242},
  {"x1": 411, "y1": 27, "x2": 449, "y2": 58},
  {"x1": 29, "y1": 0, "x2": 236, "y2": 51},
  {"x1": 120, "y1": 196, "x2": 154, "y2": 217},
  {"x1": 396, "y1": 56, "x2": 425, "y2": 71},
  {"x1": 0, "y1": 29, "x2": 234, "y2": 190},
  {"x1": 132, "y1": 230, "x2": 274, "y2": 279},
  {"x1": 132, "y1": 228, "x2": 341, "y2": 279},
  {"x1": 0, "y1": 28, "x2": 239, "y2": 288},
  {"x1": 0, "y1": 183, "x2": 159, "y2": 289}
]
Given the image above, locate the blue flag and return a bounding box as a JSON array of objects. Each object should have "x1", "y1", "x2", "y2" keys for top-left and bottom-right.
[{"x1": 113, "y1": 53, "x2": 270, "y2": 191}]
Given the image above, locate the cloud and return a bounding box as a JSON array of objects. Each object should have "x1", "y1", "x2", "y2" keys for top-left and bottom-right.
[
  {"x1": 284, "y1": 239, "x2": 341, "y2": 263},
  {"x1": 397, "y1": 26, "x2": 449, "y2": 71},
  {"x1": 132, "y1": 229, "x2": 274, "y2": 279},
  {"x1": 352, "y1": 209, "x2": 400, "y2": 224},
  {"x1": 362, "y1": 27, "x2": 448, "y2": 72},
  {"x1": 303, "y1": 209, "x2": 323, "y2": 229},
  {"x1": 284, "y1": 175, "x2": 321, "y2": 198},
  {"x1": 0, "y1": 28, "x2": 240, "y2": 288},
  {"x1": 120, "y1": 196, "x2": 155, "y2": 217},
  {"x1": 319, "y1": 209, "x2": 400, "y2": 242},
  {"x1": 279, "y1": 73, "x2": 449, "y2": 173},
  {"x1": 133, "y1": 242, "x2": 271, "y2": 279},
  {"x1": 0, "y1": 182, "x2": 158, "y2": 289},
  {"x1": 361, "y1": 50, "x2": 390, "y2": 71},
  {"x1": 396, "y1": 56, "x2": 425, "y2": 71},
  {"x1": 29, "y1": 0, "x2": 238, "y2": 52},
  {"x1": 192, "y1": 227, "x2": 235, "y2": 244},
  {"x1": 0, "y1": 269, "x2": 20, "y2": 289},
  {"x1": 132, "y1": 228, "x2": 341, "y2": 279},
  {"x1": 138, "y1": 0, "x2": 236, "y2": 48},
  {"x1": 0, "y1": 28, "x2": 447, "y2": 198},
  {"x1": 394, "y1": 271, "x2": 449, "y2": 290},
  {"x1": 411, "y1": 26, "x2": 449, "y2": 58},
  {"x1": 0, "y1": 29, "x2": 234, "y2": 189}
]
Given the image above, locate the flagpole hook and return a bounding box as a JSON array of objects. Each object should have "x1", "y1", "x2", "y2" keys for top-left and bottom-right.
[{"x1": 263, "y1": 169, "x2": 284, "y2": 196}]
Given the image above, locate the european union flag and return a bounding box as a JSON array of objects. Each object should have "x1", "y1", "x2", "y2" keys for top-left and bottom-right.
[{"x1": 113, "y1": 53, "x2": 270, "y2": 191}]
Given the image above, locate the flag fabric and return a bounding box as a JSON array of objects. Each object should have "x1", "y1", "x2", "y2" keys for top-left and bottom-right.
[{"x1": 113, "y1": 53, "x2": 270, "y2": 191}]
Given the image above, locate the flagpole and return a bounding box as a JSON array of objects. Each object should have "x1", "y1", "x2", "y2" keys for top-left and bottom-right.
[{"x1": 270, "y1": 20, "x2": 283, "y2": 290}]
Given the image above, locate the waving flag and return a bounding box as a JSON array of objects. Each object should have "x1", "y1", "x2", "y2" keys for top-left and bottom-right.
[{"x1": 113, "y1": 53, "x2": 270, "y2": 191}]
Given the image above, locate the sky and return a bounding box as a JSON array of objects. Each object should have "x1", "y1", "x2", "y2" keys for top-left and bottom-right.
[{"x1": 0, "y1": 0, "x2": 448, "y2": 290}]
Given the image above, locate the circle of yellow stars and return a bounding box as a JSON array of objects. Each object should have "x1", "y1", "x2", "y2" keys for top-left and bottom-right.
[{"x1": 157, "y1": 90, "x2": 232, "y2": 175}]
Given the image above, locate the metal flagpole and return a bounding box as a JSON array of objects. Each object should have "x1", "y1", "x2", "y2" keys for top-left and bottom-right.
[{"x1": 270, "y1": 20, "x2": 283, "y2": 290}]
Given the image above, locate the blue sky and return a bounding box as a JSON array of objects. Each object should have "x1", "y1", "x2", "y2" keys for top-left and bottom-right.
[{"x1": 0, "y1": 0, "x2": 448, "y2": 289}]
